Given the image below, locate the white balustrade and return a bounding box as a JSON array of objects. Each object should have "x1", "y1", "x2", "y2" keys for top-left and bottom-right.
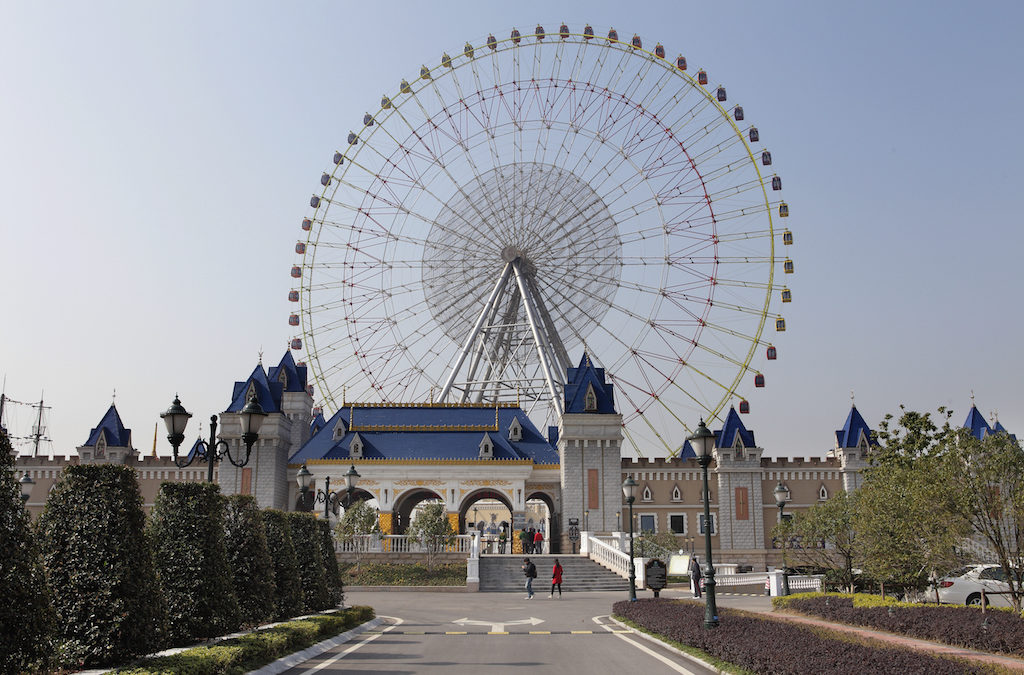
[
  {"x1": 335, "y1": 533, "x2": 474, "y2": 554},
  {"x1": 587, "y1": 532, "x2": 631, "y2": 577}
]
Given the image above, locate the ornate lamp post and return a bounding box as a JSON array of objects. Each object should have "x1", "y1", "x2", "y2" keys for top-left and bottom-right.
[
  {"x1": 296, "y1": 463, "x2": 359, "y2": 516},
  {"x1": 161, "y1": 394, "x2": 266, "y2": 483},
  {"x1": 688, "y1": 418, "x2": 719, "y2": 629},
  {"x1": 622, "y1": 475, "x2": 638, "y2": 602},
  {"x1": 19, "y1": 472, "x2": 34, "y2": 504},
  {"x1": 774, "y1": 481, "x2": 792, "y2": 596}
]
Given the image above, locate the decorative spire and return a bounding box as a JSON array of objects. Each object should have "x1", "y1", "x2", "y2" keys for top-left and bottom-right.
[
  {"x1": 850, "y1": 390, "x2": 855, "y2": 407},
  {"x1": 971, "y1": 389, "x2": 976, "y2": 406},
  {"x1": 258, "y1": 347, "x2": 263, "y2": 366}
]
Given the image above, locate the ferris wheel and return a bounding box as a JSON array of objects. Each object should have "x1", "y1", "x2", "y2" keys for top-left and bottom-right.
[{"x1": 289, "y1": 24, "x2": 793, "y2": 457}]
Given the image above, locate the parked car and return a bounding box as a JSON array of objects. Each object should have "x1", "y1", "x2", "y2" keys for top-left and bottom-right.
[{"x1": 936, "y1": 564, "x2": 1016, "y2": 608}]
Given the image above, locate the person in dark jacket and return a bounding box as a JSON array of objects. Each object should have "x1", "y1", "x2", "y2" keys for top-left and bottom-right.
[
  {"x1": 689, "y1": 555, "x2": 703, "y2": 598},
  {"x1": 519, "y1": 528, "x2": 532, "y2": 554},
  {"x1": 522, "y1": 557, "x2": 537, "y2": 599},
  {"x1": 550, "y1": 558, "x2": 563, "y2": 598}
]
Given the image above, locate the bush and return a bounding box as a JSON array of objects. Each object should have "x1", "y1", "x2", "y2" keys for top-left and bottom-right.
[
  {"x1": 0, "y1": 430, "x2": 56, "y2": 673},
  {"x1": 339, "y1": 561, "x2": 466, "y2": 586},
  {"x1": 614, "y1": 598, "x2": 991, "y2": 674},
  {"x1": 223, "y1": 495, "x2": 276, "y2": 627},
  {"x1": 777, "y1": 592, "x2": 1024, "y2": 657},
  {"x1": 37, "y1": 463, "x2": 165, "y2": 668},
  {"x1": 149, "y1": 482, "x2": 240, "y2": 644},
  {"x1": 114, "y1": 606, "x2": 375, "y2": 675},
  {"x1": 263, "y1": 509, "x2": 303, "y2": 619},
  {"x1": 318, "y1": 519, "x2": 344, "y2": 607},
  {"x1": 287, "y1": 512, "x2": 331, "y2": 611}
]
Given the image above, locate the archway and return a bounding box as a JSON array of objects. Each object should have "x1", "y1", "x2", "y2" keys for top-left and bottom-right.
[
  {"x1": 459, "y1": 489, "x2": 514, "y2": 553},
  {"x1": 526, "y1": 491, "x2": 557, "y2": 554},
  {"x1": 391, "y1": 488, "x2": 444, "y2": 535}
]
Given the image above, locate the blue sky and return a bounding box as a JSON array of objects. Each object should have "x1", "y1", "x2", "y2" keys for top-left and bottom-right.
[{"x1": 2, "y1": 1, "x2": 1022, "y2": 457}]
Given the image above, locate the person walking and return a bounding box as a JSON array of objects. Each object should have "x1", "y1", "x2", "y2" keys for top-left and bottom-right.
[
  {"x1": 689, "y1": 554, "x2": 702, "y2": 598},
  {"x1": 533, "y1": 528, "x2": 544, "y2": 555},
  {"x1": 522, "y1": 557, "x2": 537, "y2": 599},
  {"x1": 550, "y1": 558, "x2": 563, "y2": 598}
]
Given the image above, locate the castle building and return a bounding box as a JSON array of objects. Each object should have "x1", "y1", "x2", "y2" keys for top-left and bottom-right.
[{"x1": 11, "y1": 351, "x2": 1014, "y2": 570}]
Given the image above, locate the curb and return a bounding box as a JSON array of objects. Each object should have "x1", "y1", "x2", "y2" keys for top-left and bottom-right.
[
  {"x1": 607, "y1": 616, "x2": 726, "y2": 674},
  {"x1": 246, "y1": 617, "x2": 385, "y2": 675}
]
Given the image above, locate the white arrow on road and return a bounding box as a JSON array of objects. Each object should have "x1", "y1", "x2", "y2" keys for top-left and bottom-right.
[{"x1": 453, "y1": 617, "x2": 545, "y2": 632}]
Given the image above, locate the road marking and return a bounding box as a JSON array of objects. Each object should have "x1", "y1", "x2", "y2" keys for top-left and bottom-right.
[
  {"x1": 570, "y1": 630, "x2": 593, "y2": 634},
  {"x1": 529, "y1": 631, "x2": 551, "y2": 635},
  {"x1": 445, "y1": 631, "x2": 468, "y2": 635},
  {"x1": 592, "y1": 615, "x2": 695, "y2": 674},
  {"x1": 295, "y1": 616, "x2": 403, "y2": 674},
  {"x1": 488, "y1": 631, "x2": 509, "y2": 635},
  {"x1": 453, "y1": 616, "x2": 545, "y2": 632}
]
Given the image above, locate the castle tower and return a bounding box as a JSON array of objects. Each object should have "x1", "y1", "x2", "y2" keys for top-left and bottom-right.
[
  {"x1": 828, "y1": 405, "x2": 876, "y2": 492},
  {"x1": 218, "y1": 353, "x2": 312, "y2": 510},
  {"x1": 558, "y1": 353, "x2": 622, "y2": 541},
  {"x1": 712, "y1": 407, "x2": 764, "y2": 552},
  {"x1": 77, "y1": 404, "x2": 137, "y2": 464}
]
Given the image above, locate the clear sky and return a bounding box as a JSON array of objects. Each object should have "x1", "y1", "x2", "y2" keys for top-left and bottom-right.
[{"x1": 2, "y1": 1, "x2": 1022, "y2": 458}]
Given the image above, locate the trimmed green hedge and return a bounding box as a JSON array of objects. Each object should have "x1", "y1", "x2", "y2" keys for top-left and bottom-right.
[
  {"x1": 114, "y1": 606, "x2": 375, "y2": 675},
  {"x1": 318, "y1": 519, "x2": 344, "y2": 608},
  {"x1": 149, "y1": 482, "x2": 240, "y2": 644},
  {"x1": 0, "y1": 430, "x2": 56, "y2": 673},
  {"x1": 37, "y1": 463, "x2": 165, "y2": 668},
  {"x1": 263, "y1": 509, "x2": 303, "y2": 619},
  {"x1": 287, "y1": 512, "x2": 330, "y2": 611},
  {"x1": 340, "y1": 561, "x2": 466, "y2": 586},
  {"x1": 223, "y1": 495, "x2": 276, "y2": 627}
]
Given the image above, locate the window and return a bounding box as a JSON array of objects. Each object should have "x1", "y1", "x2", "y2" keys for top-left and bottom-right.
[
  {"x1": 671, "y1": 484, "x2": 682, "y2": 502},
  {"x1": 699, "y1": 513, "x2": 716, "y2": 535},
  {"x1": 350, "y1": 433, "x2": 364, "y2": 459},
  {"x1": 588, "y1": 469, "x2": 600, "y2": 509},
  {"x1": 241, "y1": 468, "x2": 252, "y2": 495},
  {"x1": 639, "y1": 514, "x2": 656, "y2": 533},
  {"x1": 642, "y1": 485, "x2": 653, "y2": 502},
  {"x1": 584, "y1": 384, "x2": 597, "y2": 411},
  {"x1": 818, "y1": 484, "x2": 828, "y2": 501},
  {"x1": 980, "y1": 567, "x2": 1008, "y2": 582},
  {"x1": 479, "y1": 434, "x2": 493, "y2": 459},
  {"x1": 508, "y1": 417, "x2": 522, "y2": 442},
  {"x1": 669, "y1": 514, "x2": 686, "y2": 534},
  {"x1": 735, "y1": 486, "x2": 749, "y2": 520}
]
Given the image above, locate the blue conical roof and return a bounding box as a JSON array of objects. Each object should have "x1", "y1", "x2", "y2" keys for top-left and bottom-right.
[
  {"x1": 84, "y1": 404, "x2": 132, "y2": 448},
  {"x1": 963, "y1": 405, "x2": 991, "y2": 441},
  {"x1": 715, "y1": 407, "x2": 755, "y2": 448},
  {"x1": 835, "y1": 405, "x2": 877, "y2": 448},
  {"x1": 564, "y1": 352, "x2": 617, "y2": 414}
]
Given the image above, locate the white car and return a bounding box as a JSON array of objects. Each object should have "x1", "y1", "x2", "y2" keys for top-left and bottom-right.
[{"x1": 936, "y1": 564, "x2": 1016, "y2": 608}]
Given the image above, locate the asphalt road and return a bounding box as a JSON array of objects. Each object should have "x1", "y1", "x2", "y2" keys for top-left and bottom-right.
[{"x1": 281, "y1": 588, "x2": 772, "y2": 674}]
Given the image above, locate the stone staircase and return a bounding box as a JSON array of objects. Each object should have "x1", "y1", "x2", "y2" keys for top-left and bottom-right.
[{"x1": 479, "y1": 554, "x2": 629, "y2": 592}]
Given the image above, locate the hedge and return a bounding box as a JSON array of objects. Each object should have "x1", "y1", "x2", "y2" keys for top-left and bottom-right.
[
  {"x1": 614, "y1": 598, "x2": 991, "y2": 674},
  {"x1": 0, "y1": 429, "x2": 56, "y2": 673},
  {"x1": 263, "y1": 509, "x2": 303, "y2": 619},
  {"x1": 37, "y1": 463, "x2": 165, "y2": 669},
  {"x1": 286, "y1": 512, "x2": 331, "y2": 612},
  {"x1": 318, "y1": 519, "x2": 344, "y2": 608},
  {"x1": 114, "y1": 606, "x2": 375, "y2": 675},
  {"x1": 223, "y1": 495, "x2": 276, "y2": 627},
  {"x1": 149, "y1": 482, "x2": 240, "y2": 644},
  {"x1": 776, "y1": 592, "x2": 1024, "y2": 657}
]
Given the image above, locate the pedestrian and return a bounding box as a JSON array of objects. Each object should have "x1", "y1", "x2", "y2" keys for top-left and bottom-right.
[
  {"x1": 498, "y1": 526, "x2": 507, "y2": 554},
  {"x1": 550, "y1": 558, "x2": 563, "y2": 598},
  {"x1": 519, "y1": 528, "x2": 532, "y2": 555},
  {"x1": 522, "y1": 557, "x2": 537, "y2": 599},
  {"x1": 689, "y1": 554, "x2": 702, "y2": 598},
  {"x1": 533, "y1": 528, "x2": 544, "y2": 554}
]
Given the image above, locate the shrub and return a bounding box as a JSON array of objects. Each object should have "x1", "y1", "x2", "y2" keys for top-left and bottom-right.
[
  {"x1": 149, "y1": 482, "x2": 240, "y2": 644},
  {"x1": 263, "y1": 509, "x2": 303, "y2": 619},
  {"x1": 0, "y1": 430, "x2": 56, "y2": 673},
  {"x1": 614, "y1": 598, "x2": 991, "y2": 674},
  {"x1": 777, "y1": 592, "x2": 1024, "y2": 657},
  {"x1": 405, "y1": 501, "x2": 454, "y2": 569},
  {"x1": 223, "y1": 495, "x2": 276, "y2": 626},
  {"x1": 287, "y1": 512, "x2": 330, "y2": 611},
  {"x1": 37, "y1": 463, "x2": 165, "y2": 668},
  {"x1": 318, "y1": 519, "x2": 344, "y2": 607},
  {"x1": 339, "y1": 561, "x2": 466, "y2": 586},
  {"x1": 114, "y1": 606, "x2": 375, "y2": 675}
]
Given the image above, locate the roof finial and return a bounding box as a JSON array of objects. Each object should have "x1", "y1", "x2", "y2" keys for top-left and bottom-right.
[
  {"x1": 850, "y1": 390, "x2": 855, "y2": 407},
  {"x1": 258, "y1": 347, "x2": 263, "y2": 365},
  {"x1": 112, "y1": 387, "x2": 117, "y2": 405},
  {"x1": 971, "y1": 389, "x2": 976, "y2": 406},
  {"x1": 991, "y1": 409, "x2": 999, "y2": 424},
  {"x1": 585, "y1": 352, "x2": 591, "y2": 367}
]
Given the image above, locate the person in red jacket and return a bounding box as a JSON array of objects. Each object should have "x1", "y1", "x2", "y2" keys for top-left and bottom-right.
[
  {"x1": 533, "y1": 529, "x2": 544, "y2": 554},
  {"x1": 550, "y1": 558, "x2": 563, "y2": 598}
]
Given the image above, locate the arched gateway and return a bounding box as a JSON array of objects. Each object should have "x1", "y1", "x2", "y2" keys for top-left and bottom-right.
[{"x1": 287, "y1": 353, "x2": 622, "y2": 554}]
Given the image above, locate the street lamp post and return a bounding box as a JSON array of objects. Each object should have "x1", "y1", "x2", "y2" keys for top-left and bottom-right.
[
  {"x1": 297, "y1": 463, "x2": 360, "y2": 516},
  {"x1": 774, "y1": 481, "x2": 791, "y2": 596},
  {"x1": 19, "y1": 472, "x2": 34, "y2": 504},
  {"x1": 688, "y1": 418, "x2": 719, "y2": 629},
  {"x1": 161, "y1": 394, "x2": 266, "y2": 482},
  {"x1": 584, "y1": 509, "x2": 589, "y2": 532},
  {"x1": 622, "y1": 476, "x2": 638, "y2": 602}
]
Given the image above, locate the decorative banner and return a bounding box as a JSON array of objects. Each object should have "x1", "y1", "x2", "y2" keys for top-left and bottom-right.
[{"x1": 378, "y1": 512, "x2": 393, "y2": 535}]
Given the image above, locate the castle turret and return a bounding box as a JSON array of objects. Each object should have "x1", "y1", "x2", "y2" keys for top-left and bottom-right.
[
  {"x1": 77, "y1": 404, "x2": 136, "y2": 464},
  {"x1": 828, "y1": 405, "x2": 876, "y2": 491}
]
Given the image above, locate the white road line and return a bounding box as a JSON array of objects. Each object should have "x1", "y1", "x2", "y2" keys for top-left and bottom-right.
[
  {"x1": 295, "y1": 616, "x2": 403, "y2": 674},
  {"x1": 591, "y1": 615, "x2": 699, "y2": 675}
]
